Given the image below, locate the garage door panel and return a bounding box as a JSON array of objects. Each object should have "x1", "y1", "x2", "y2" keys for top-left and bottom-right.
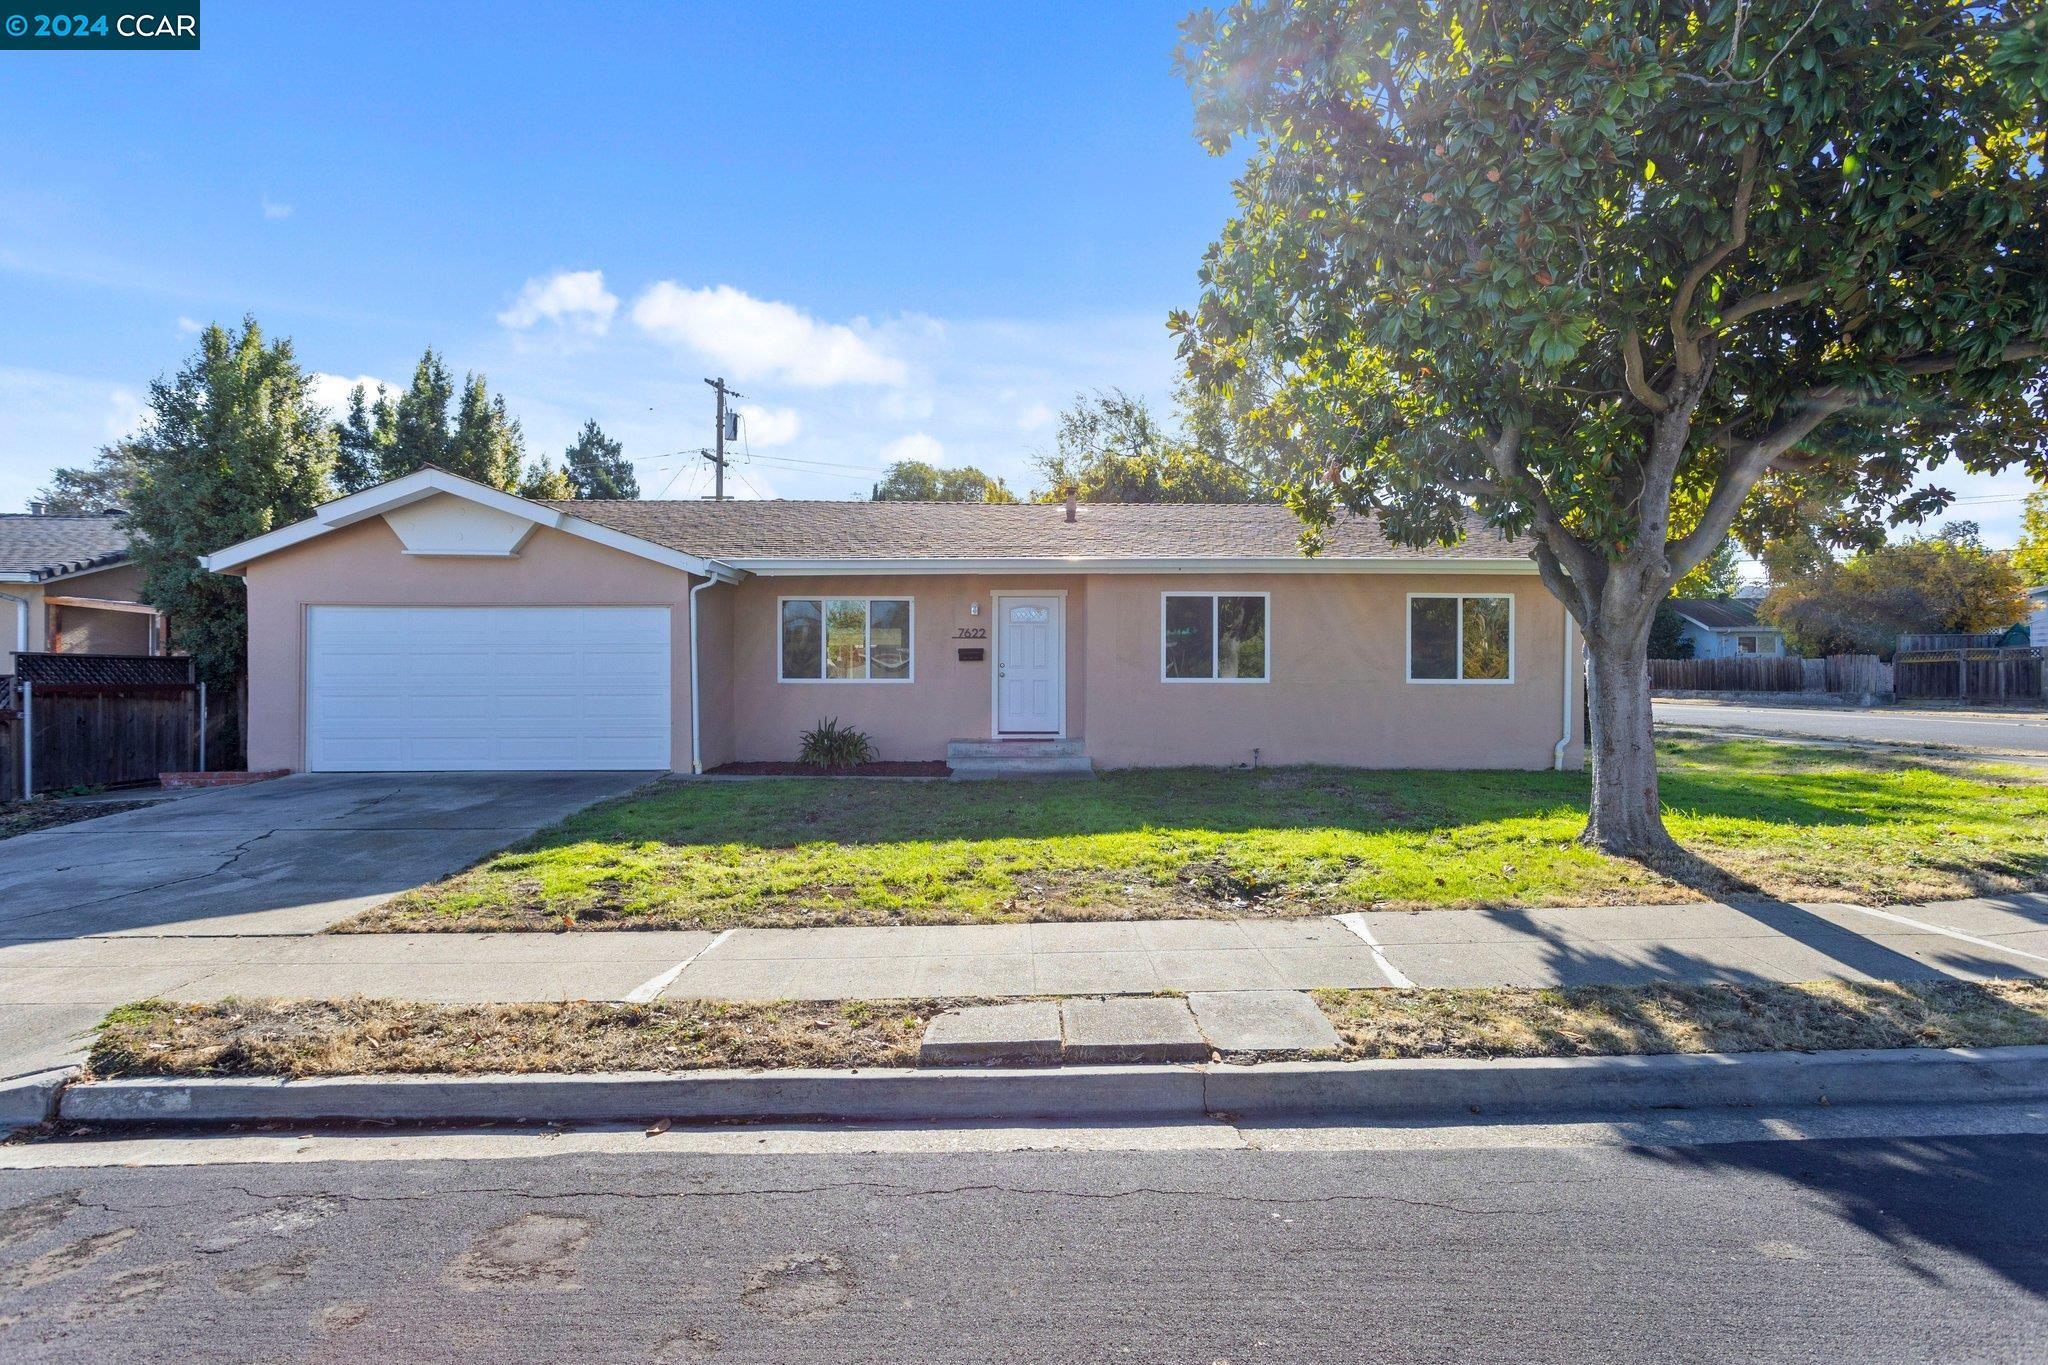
[{"x1": 306, "y1": 607, "x2": 672, "y2": 772}]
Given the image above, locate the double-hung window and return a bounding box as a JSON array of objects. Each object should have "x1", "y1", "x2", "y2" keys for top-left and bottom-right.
[
  {"x1": 1162, "y1": 592, "x2": 1269, "y2": 682},
  {"x1": 779, "y1": 597, "x2": 913, "y2": 682},
  {"x1": 1407, "y1": 593, "x2": 1513, "y2": 683}
]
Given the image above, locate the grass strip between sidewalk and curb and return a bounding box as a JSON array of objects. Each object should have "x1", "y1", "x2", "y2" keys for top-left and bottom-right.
[
  {"x1": 339, "y1": 740, "x2": 2048, "y2": 933},
  {"x1": 87, "y1": 979, "x2": 2048, "y2": 1080}
]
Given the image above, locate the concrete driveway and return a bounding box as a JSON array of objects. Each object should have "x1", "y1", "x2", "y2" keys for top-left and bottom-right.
[{"x1": 0, "y1": 771, "x2": 650, "y2": 942}]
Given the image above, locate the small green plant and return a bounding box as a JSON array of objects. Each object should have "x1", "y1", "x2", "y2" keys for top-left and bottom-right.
[{"x1": 798, "y1": 717, "x2": 875, "y2": 770}]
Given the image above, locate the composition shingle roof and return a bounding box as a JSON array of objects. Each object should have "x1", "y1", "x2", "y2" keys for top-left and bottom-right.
[
  {"x1": 545, "y1": 499, "x2": 1535, "y2": 564},
  {"x1": 0, "y1": 511, "x2": 132, "y2": 579},
  {"x1": 1669, "y1": 598, "x2": 1768, "y2": 630}
]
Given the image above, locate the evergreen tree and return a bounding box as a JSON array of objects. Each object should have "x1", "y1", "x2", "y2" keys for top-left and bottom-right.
[
  {"x1": 563, "y1": 420, "x2": 639, "y2": 500},
  {"x1": 444, "y1": 375, "x2": 526, "y2": 490},
  {"x1": 333, "y1": 384, "x2": 392, "y2": 494},
  {"x1": 379, "y1": 348, "x2": 454, "y2": 481},
  {"x1": 127, "y1": 317, "x2": 335, "y2": 697}
]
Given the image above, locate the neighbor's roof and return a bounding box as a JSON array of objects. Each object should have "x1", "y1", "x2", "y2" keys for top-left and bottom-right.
[
  {"x1": 1669, "y1": 598, "x2": 1773, "y2": 630},
  {"x1": 0, "y1": 511, "x2": 132, "y2": 581},
  {"x1": 543, "y1": 499, "x2": 1536, "y2": 565}
]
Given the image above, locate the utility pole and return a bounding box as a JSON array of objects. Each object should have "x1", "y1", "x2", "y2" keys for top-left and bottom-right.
[{"x1": 703, "y1": 376, "x2": 743, "y2": 501}]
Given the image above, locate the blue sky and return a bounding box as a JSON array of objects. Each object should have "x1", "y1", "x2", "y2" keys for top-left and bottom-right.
[{"x1": 0, "y1": 1, "x2": 2034, "y2": 548}]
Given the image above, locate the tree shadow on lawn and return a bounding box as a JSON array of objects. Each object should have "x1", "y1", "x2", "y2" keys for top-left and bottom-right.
[
  {"x1": 566, "y1": 756, "x2": 1961, "y2": 854},
  {"x1": 1464, "y1": 845, "x2": 2047, "y2": 991}
]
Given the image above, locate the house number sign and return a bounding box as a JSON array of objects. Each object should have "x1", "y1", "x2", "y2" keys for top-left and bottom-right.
[{"x1": 953, "y1": 627, "x2": 987, "y2": 639}]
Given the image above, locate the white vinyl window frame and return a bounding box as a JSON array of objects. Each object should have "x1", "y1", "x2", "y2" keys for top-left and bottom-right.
[
  {"x1": 1159, "y1": 591, "x2": 1272, "y2": 684},
  {"x1": 1405, "y1": 592, "x2": 1516, "y2": 685},
  {"x1": 777, "y1": 595, "x2": 916, "y2": 684}
]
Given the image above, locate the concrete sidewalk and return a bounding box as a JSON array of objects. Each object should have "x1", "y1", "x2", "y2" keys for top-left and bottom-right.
[{"x1": 6, "y1": 893, "x2": 2047, "y2": 1078}]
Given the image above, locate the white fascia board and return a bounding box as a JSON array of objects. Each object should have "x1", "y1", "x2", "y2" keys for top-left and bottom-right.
[
  {"x1": 725, "y1": 556, "x2": 1538, "y2": 577},
  {"x1": 198, "y1": 467, "x2": 734, "y2": 580},
  {"x1": 0, "y1": 571, "x2": 37, "y2": 583},
  {"x1": 0, "y1": 557, "x2": 132, "y2": 585}
]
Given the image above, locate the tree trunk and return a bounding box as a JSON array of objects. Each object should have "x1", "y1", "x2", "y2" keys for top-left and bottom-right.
[{"x1": 1581, "y1": 623, "x2": 1678, "y2": 859}]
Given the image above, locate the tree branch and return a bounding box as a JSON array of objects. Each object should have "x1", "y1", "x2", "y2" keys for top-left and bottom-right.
[
  {"x1": 1478, "y1": 425, "x2": 1604, "y2": 591},
  {"x1": 1666, "y1": 386, "x2": 1855, "y2": 574},
  {"x1": 1670, "y1": 143, "x2": 1760, "y2": 376},
  {"x1": 1716, "y1": 277, "x2": 1822, "y2": 328},
  {"x1": 1622, "y1": 330, "x2": 1669, "y2": 413}
]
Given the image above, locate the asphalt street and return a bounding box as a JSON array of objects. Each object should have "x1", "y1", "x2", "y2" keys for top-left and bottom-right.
[
  {"x1": 1656, "y1": 698, "x2": 2048, "y2": 756},
  {"x1": 3, "y1": 1120, "x2": 2046, "y2": 1362}
]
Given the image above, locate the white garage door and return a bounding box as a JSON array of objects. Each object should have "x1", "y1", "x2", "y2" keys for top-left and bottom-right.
[{"x1": 305, "y1": 607, "x2": 672, "y2": 772}]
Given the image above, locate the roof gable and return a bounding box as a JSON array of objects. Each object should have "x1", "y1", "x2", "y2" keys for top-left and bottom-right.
[
  {"x1": 199, "y1": 468, "x2": 732, "y2": 579},
  {"x1": 1669, "y1": 598, "x2": 1771, "y2": 630}
]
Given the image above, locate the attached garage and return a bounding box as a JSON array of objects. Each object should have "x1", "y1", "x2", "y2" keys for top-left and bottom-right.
[{"x1": 304, "y1": 606, "x2": 672, "y2": 772}]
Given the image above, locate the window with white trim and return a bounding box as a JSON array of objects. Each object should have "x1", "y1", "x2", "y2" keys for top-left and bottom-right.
[
  {"x1": 779, "y1": 597, "x2": 913, "y2": 682},
  {"x1": 1408, "y1": 594, "x2": 1513, "y2": 683},
  {"x1": 1162, "y1": 593, "x2": 1269, "y2": 682}
]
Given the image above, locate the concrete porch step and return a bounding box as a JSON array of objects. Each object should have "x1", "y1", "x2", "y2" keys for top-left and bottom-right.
[{"x1": 946, "y1": 737, "x2": 1093, "y2": 780}]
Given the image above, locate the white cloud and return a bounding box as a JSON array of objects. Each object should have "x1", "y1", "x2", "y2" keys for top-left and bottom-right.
[
  {"x1": 880, "y1": 432, "x2": 944, "y2": 466},
  {"x1": 737, "y1": 404, "x2": 801, "y2": 448},
  {"x1": 498, "y1": 269, "x2": 620, "y2": 336},
  {"x1": 1016, "y1": 401, "x2": 1056, "y2": 431},
  {"x1": 630, "y1": 282, "x2": 908, "y2": 387},
  {"x1": 175, "y1": 315, "x2": 203, "y2": 335},
  {"x1": 309, "y1": 372, "x2": 394, "y2": 416},
  {"x1": 261, "y1": 198, "x2": 294, "y2": 220}
]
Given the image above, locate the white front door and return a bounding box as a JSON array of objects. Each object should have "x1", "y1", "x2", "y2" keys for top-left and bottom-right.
[{"x1": 995, "y1": 595, "x2": 1063, "y2": 734}]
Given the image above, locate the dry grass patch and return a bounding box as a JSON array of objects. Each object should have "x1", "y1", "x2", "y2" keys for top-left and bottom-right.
[
  {"x1": 1314, "y1": 979, "x2": 2048, "y2": 1060},
  {"x1": 88, "y1": 997, "x2": 983, "y2": 1078},
  {"x1": 0, "y1": 798, "x2": 155, "y2": 841}
]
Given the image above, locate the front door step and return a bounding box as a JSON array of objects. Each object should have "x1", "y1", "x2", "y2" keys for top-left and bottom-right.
[
  {"x1": 916, "y1": 991, "x2": 1340, "y2": 1066},
  {"x1": 945, "y1": 737, "x2": 1093, "y2": 780}
]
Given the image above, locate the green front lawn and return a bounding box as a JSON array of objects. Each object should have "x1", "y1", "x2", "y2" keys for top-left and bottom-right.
[{"x1": 343, "y1": 738, "x2": 2048, "y2": 932}]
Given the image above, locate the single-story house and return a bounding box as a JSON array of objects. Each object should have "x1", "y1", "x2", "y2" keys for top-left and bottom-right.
[
  {"x1": 1668, "y1": 598, "x2": 1787, "y2": 659},
  {"x1": 1, "y1": 508, "x2": 168, "y2": 676},
  {"x1": 199, "y1": 467, "x2": 1584, "y2": 776}
]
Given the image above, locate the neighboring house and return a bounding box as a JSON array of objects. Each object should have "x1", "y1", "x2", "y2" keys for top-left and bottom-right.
[
  {"x1": 199, "y1": 467, "x2": 1584, "y2": 775},
  {"x1": 0, "y1": 508, "x2": 167, "y2": 677},
  {"x1": 2029, "y1": 585, "x2": 2047, "y2": 650},
  {"x1": 1668, "y1": 598, "x2": 1788, "y2": 659}
]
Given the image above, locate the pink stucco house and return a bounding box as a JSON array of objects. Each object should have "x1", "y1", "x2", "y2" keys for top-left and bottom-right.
[{"x1": 201, "y1": 468, "x2": 1583, "y2": 776}]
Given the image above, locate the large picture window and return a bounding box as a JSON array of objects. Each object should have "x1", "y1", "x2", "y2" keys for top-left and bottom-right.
[
  {"x1": 1162, "y1": 593, "x2": 1269, "y2": 682},
  {"x1": 1408, "y1": 594, "x2": 1513, "y2": 683},
  {"x1": 780, "y1": 597, "x2": 913, "y2": 682}
]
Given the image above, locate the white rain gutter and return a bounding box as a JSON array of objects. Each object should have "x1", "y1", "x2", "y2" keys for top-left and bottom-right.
[
  {"x1": 1556, "y1": 613, "x2": 1572, "y2": 773},
  {"x1": 688, "y1": 563, "x2": 742, "y2": 775}
]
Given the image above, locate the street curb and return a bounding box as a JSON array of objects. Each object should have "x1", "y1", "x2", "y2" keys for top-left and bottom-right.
[
  {"x1": 1, "y1": 1068, "x2": 80, "y2": 1131},
  {"x1": 53, "y1": 1045, "x2": 2048, "y2": 1128}
]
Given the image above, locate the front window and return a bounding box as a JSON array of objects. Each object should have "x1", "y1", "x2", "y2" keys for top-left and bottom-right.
[
  {"x1": 1735, "y1": 634, "x2": 1760, "y2": 655},
  {"x1": 1408, "y1": 594, "x2": 1513, "y2": 683},
  {"x1": 781, "y1": 597, "x2": 913, "y2": 682},
  {"x1": 1163, "y1": 593, "x2": 1268, "y2": 682}
]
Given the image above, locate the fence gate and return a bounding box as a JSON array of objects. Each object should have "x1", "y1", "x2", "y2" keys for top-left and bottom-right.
[{"x1": 9, "y1": 652, "x2": 205, "y2": 798}]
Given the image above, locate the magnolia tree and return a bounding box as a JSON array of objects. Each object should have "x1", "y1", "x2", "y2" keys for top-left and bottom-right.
[{"x1": 1174, "y1": 0, "x2": 2047, "y2": 857}]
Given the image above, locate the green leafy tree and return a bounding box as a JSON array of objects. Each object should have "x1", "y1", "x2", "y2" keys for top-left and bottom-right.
[
  {"x1": 871, "y1": 460, "x2": 1018, "y2": 503},
  {"x1": 126, "y1": 318, "x2": 335, "y2": 704},
  {"x1": 36, "y1": 438, "x2": 146, "y2": 512},
  {"x1": 380, "y1": 348, "x2": 455, "y2": 482},
  {"x1": 563, "y1": 419, "x2": 639, "y2": 500},
  {"x1": 518, "y1": 456, "x2": 576, "y2": 500},
  {"x1": 2016, "y1": 485, "x2": 2048, "y2": 587},
  {"x1": 1034, "y1": 389, "x2": 1264, "y2": 503},
  {"x1": 1762, "y1": 523, "x2": 2031, "y2": 655},
  {"x1": 1175, "y1": 1, "x2": 2047, "y2": 856},
  {"x1": 1671, "y1": 540, "x2": 1741, "y2": 601},
  {"x1": 444, "y1": 374, "x2": 527, "y2": 490}
]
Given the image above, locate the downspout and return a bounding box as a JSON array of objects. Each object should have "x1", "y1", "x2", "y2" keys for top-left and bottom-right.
[
  {"x1": 2, "y1": 590, "x2": 27, "y2": 797},
  {"x1": 688, "y1": 563, "x2": 739, "y2": 776},
  {"x1": 1556, "y1": 605, "x2": 1572, "y2": 769}
]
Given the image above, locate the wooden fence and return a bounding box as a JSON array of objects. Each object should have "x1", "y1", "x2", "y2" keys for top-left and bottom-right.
[
  {"x1": 1649, "y1": 652, "x2": 1892, "y2": 697},
  {"x1": 1894, "y1": 646, "x2": 2045, "y2": 703},
  {"x1": 5, "y1": 653, "x2": 206, "y2": 798}
]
